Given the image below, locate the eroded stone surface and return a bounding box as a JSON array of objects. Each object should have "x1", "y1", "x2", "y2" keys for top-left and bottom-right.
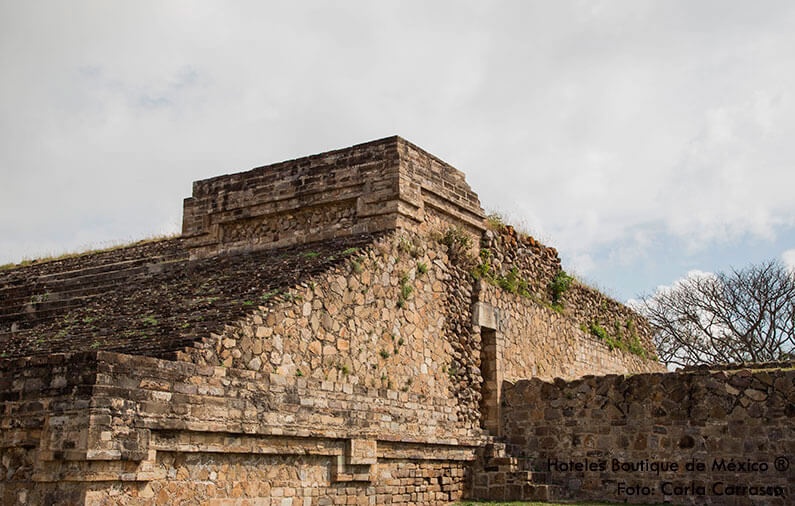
[{"x1": 0, "y1": 137, "x2": 671, "y2": 505}]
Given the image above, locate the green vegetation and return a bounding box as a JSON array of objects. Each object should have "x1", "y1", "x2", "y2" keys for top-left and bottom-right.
[
  {"x1": 397, "y1": 235, "x2": 424, "y2": 258},
  {"x1": 0, "y1": 233, "x2": 178, "y2": 271},
  {"x1": 397, "y1": 272, "x2": 413, "y2": 308},
  {"x1": 350, "y1": 258, "x2": 363, "y2": 274},
  {"x1": 30, "y1": 292, "x2": 50, "y2": 304},
  {"x1": 341, "y1": 247, "x2": 359, "y2": 256},
  {"x1": 141, "y1": 315, "x2": 159, "y2": 326},
  {"x1": 416, "y1": 261, "x2": 428, "y2": 275},
  {"x1": 496, "y1": 267, "x2": 532, "y2": 297},
  {"x1": 549, "y1": 270, "x2": 574, "y2": 306},
  {"x1": 302, "y1": 251, "x2": 320, "y2": 259},
  {"x1": 260, "y1": 289, "x2": 282, "y2": 302},
  {"x1": 474, "y1": 250, "x2": 533, "y2": 299},
  {"x1": 436, "y1": 227, "x2": 472, "y2": 263},
  {"x1": 582, "y1": 320, "x2": 649, "y2": 359},
  {"x1": 484, "y1": 211, "x2": 506, "y2": 231},
  {"x1": 379, "y1": 349, "x2": 390, "y2": 359}
]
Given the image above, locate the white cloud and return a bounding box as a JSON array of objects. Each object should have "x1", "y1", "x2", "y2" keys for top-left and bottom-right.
[
  {"x1": 2, "y1": 0, "x2": 795, "y2": 296},
  {"x1": 783, "y1": 250, "x2": 795, "y2": 272}
]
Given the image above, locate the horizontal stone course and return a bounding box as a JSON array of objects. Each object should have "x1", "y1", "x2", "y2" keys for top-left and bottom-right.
[{"x1": 502, "y1": 364, "x2": 795, "y2": 505}]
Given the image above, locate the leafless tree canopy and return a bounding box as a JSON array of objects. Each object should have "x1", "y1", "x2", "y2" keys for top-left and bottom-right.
[{"x1": 638, "y1": 260, "x2": 795, "y2": 367}]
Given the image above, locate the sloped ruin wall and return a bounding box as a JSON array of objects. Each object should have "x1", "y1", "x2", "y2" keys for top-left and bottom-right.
[{"x1": 0, "y1": 137, "x2": 668, "y2": 505}]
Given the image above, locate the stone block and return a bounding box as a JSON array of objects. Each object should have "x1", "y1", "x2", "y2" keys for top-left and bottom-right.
[{"x1": 348, "y1": 439, "x2": 377, "y2": 465}]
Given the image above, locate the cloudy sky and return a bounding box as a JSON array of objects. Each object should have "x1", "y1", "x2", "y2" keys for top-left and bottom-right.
[{"x1": 2, "y1": 1, "x2": 794, "y2": 301}]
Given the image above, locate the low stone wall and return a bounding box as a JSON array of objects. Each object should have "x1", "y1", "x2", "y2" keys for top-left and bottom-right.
[{"x1": 501, "y1": 365, "x2": 795, "y2": 505}]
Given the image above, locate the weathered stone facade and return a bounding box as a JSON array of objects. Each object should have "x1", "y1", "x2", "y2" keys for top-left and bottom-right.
[
  {"x1": 1, "y1": 137, "x2": 689, "y2": 505},
  {"x1": 182, "y1": 136, "x2": 485, "y2": 258},
  {"x1": 499, "y1": 362, "x2": 795, "y2": 505}
]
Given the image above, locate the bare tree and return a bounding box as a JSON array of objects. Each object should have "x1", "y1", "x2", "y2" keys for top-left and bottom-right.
[{"x1": 638, "y1": 260, "x2": 795, "y2": 368}]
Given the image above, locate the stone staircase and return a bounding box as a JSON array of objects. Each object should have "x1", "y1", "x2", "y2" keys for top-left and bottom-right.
[{"x1": 471, "y1": 441, "x2": 558, "y2": 502}]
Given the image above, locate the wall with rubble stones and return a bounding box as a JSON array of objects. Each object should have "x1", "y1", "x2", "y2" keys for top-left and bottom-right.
[
  {"x1": 501, "y1": 364, "x2": 795, "y2": 505},
  {"x1": 0, "y1": 136, "x2": 670, "y2": 505},
  {"x1": 475, "y1": 282, "x2": 662, "y2": 382},
  {"x1": 181, "y1": 230, "x2": 486, "y2": 434},
  {"x1": 473, "y1": 226, "x2": 662, "y2": 385}
]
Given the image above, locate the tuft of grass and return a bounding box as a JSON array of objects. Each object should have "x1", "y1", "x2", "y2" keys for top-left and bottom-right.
[
  {"x1": 416, "y1": 261, "x2": 428, "y2": 275},
  {"x1": 484, "y1": 211, "x2": 506, "y2": 231},
  {"x1": 141, "y1": 315, "x2": 159, "y2": 326},
  {"x1": 583, "y1": 321, "x2": 648, "y2": 359},
  {"x1": 379, "y1": 349, "x2": 390, "y2": 360},
  {"x1": 549, "y1": 270, "x2": 574, "y2": 305},
  {"x1": 397, "y1": 271, "x2": 413, "y2": 308},
  {"x1": 260, "y1": 289, "x2": 282, "y2": 302},
  {"x1": 0, "y1": 234, "x2": 179, "y2": 270},
  {"x1": 302, "y1": 251, "x2": 320, "y2": 259}
]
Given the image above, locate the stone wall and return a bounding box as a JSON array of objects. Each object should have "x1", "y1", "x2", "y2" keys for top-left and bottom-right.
[
  {"x1": 0, "y1": 136, "x2": 675, "y2": 505},
  {"x1": 1, "y1": 350, "x2": 478, "y2": 505},
  {"x1": 476, "y1": 225, "x2": 657, "y2": 362},
  {"x1": 470, "y1": 225, "x2": 663, "y2": 436},
  {"x1": 180, "y1": 230, "x2": 485, "y2": 436},
  {"x1": 0, "y1": 353, "x2": 99, "y2": 505},
  {"x1": 501, "y1": 365, "x2": 795, "y2": 505},
  {"x1": 475, "y1": 283, "x2": 662, "y2": 383},
  {"x1": 182, "y1": 136, "x2": 485, "y2": 257}
]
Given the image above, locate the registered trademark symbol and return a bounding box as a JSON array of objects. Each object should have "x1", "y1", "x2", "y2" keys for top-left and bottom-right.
[{"x1": 774, "y1": 457, "x2": 789, "y2": 472}]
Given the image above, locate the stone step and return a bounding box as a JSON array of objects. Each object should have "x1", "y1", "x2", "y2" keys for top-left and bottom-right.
[
  {"x1": 35, "y1": 253, "x2": 184, "y2": 283},
  {"x1": 470, "y1": 482, "x2": 558, "y2": 502}
]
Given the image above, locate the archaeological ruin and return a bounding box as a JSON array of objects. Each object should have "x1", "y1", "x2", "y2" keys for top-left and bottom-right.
[{"x1": 1, "y1": 136, "x2": 792, "y2": 505}]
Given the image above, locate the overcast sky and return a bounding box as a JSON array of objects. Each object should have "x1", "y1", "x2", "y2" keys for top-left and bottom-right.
[{"x1": 2, "y1": 1, "x2": 794, "y2": 301}]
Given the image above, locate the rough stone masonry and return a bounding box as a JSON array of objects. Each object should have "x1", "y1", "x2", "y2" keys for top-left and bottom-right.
[{"x1": 1, "y1": 136, "x2": 784, "y2": 506}]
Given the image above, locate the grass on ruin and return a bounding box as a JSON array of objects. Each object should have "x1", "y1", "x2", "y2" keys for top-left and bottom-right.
[{"x1": 0, "y1": 233, "x2": 179, "y2": 271}]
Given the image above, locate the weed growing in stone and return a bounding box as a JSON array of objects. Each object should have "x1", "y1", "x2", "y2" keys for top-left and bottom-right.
[
  {"x1": 416, "y1": 261, "x2": 428, "y2": 275},
  {"x1": 434, "y1": 227, "x2": 473, "y2": 264},
  {"x1": 549, "y1": 270, "x2": 574, "y2": 306},
  {"x1": 397, "y1": 272, "x2": 413, "y2": 308},
  {"x1": 583, "y1": 321, "x2": 649, "y2": 359},
  {"x1": 260, "y1": 289, "x2": 282, "y2": 302},
  {"x1": 141, "y1": 315, "x2": 159, "y2": 326},
  {"x1": 485, "y1": 211, "x2": 506, "y2": 231}
]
